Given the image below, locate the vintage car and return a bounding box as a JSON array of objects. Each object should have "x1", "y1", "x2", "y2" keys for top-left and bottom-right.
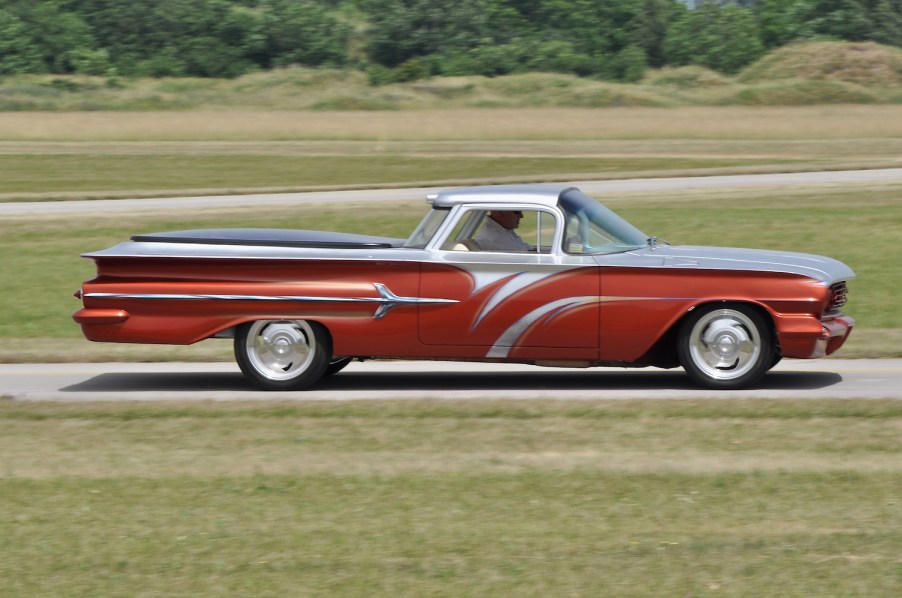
[{"x1": 73, "y1": 185, "x2": 854, "y2": 390}]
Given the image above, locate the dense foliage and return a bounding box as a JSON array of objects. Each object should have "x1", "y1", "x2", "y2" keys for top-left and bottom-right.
[{"x1": 1, "y1": 0, "x2": 901, "y2": 81}]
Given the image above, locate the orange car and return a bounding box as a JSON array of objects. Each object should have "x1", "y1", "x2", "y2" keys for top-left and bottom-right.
[{"x1": 74, "y1": 185, "x2": 854, "y2": 390}]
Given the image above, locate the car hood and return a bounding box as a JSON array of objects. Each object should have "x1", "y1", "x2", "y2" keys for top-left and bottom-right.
[{"x1": 621, "y1": 245, "x2": 855, "y2": 284}]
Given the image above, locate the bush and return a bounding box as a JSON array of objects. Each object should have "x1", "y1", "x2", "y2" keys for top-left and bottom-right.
[
  {"x1": 644, "y1": 66, "x2": 731, "y2": 89},
  {"x1": 438, "y1": 44, "x2": 525, "y2": 77},
  {"x1": 725, "y1": 79, "x2": 881, "y2": 105},
  {"x1": 616, "y1": 45, "x2": 649, "y2": 83},
  {"x1": 70, "y1": 48, "x2": 113, "y2": 76},
  {"x1": 526, "y1": 41, "x2": 593, "y2": 75}
]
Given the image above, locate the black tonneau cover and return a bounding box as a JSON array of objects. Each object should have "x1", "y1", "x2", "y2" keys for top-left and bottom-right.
[{"x1": 131, "y1": 228, "x2": 405, "y2": 249}]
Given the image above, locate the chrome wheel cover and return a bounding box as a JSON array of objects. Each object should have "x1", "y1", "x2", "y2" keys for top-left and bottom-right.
[
  {"x1": 245, "y1": 320, "x2": 316, "y2": 381},
  {"x1": 687, "y1": 309, "x2": 761, "y2": 381}
]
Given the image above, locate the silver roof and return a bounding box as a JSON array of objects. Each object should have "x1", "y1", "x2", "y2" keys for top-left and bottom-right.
[{"x1": 427, "y1": 184, "x2": 576, "y2": 209}]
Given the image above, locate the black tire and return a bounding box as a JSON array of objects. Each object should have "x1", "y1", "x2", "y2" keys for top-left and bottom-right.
[
  {"x1": 677, "y1": 304, "x2": 774, "y2": 390},
  {"x1": 234, "y1": 320, "x2": 330, "y2": 390}
]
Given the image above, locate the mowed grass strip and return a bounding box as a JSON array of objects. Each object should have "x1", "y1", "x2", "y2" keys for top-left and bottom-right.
[
  {"x1": 3, "y1": 106, "x2": 902, "y2": 200},
  {"x1": 1, "y1": 399, "x2": 900, "y2": 596},
  {"x1": 0, "y1": 153, "x2": 762, "y2": 196}
]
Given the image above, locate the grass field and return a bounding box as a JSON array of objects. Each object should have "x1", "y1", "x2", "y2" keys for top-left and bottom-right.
[
  {"x1": 0, "y1": 153, "x2": 765, "y2": 198},
  {"x1": 2, "y1": 106, "x2": 902, "y2": 201},
  {"x1": 1, "y1": 399, "x2": 899, "y2": 596}
]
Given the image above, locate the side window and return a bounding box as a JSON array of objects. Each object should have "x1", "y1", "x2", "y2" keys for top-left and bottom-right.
[
  {"x1": 404, "y1": 207, "x2": 450, "y2": 249},
  {"x1": 441, "y1": 210, "x2": 487, "y2": 251},
  {"x1": 440, "y1": 208, "x2": 559, "y2": 253},
  {"x1": 522, "y1": 211, "x2": 557, "y2": 254}
]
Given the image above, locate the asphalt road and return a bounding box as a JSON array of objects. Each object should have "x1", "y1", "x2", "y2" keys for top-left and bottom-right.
[
  {"x1": 5, "y1": 167, "x2": 902, "y2": 215},
  {"x1": 2, "y1": 359, "x2": 900, "y2": 401}
]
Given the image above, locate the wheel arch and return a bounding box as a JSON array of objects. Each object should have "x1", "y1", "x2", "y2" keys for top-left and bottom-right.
[
  {"x1": 639, "y1": 299, "x2": 780, "y2": 368},
  {"x1": 213, "y1": 317, "x2": 334, "y2": 345}
]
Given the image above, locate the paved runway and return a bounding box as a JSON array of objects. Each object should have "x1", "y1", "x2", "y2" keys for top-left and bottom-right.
[
  {"x1": 2, "y1": 359, "x2": 900, "y2": 401},
  {"x1": 4, "y1": 168, "x2": 902, "y2": 215}
]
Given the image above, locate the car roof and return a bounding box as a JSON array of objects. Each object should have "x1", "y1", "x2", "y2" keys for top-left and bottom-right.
[{"x1": 427, "y1": 184, "x2": 577, "y2": 209}]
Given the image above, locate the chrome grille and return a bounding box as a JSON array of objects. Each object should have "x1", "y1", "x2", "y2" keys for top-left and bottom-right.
[{"x1": 828, "y1": 282, "x2": 848, "y2": 310}]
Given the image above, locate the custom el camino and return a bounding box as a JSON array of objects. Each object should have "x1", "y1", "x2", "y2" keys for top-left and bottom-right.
[{"x1": 73, "y1": 185, "x2": 854, "y2": 390}]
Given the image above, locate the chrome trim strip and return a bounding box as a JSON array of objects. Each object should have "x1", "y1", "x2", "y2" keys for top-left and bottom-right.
[
  {"x1": 85, "y1": 283, "x2": 457, "y2": 320},
  {"x1": 371, "y1": 283, "x2": 458, "y2": 318}
]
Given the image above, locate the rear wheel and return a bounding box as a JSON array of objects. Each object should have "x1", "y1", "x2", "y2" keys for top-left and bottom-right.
[
  {"x1": 235, "y1": 320, "x2": 330, "y2": 390},
  {"x1": 677, "y1": 305, "x2": 774, "y2": 389}
]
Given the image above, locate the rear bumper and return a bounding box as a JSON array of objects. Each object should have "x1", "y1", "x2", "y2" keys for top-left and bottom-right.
[{"x1": 72, "y1": 308, "x2": 129, "y2": 325}]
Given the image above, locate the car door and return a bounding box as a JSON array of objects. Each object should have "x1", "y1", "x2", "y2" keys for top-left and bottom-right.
[{"x1": 417, "y1": 207, "x2": 600, "y2": 361}]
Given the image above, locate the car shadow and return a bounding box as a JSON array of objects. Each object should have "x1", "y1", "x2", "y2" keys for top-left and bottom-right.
[{"x1": 60, "y1": 368, "x2": 844, "y2": 394}]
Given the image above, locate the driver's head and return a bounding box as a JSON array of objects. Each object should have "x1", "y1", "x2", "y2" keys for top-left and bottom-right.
[{"x1": 489, "y1": 210, "x2": 523, "y2": 230}]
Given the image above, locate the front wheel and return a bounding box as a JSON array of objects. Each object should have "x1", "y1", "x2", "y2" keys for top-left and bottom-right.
[
  {"x1": 235, "y1": 320, "x2": 330, "y2": 390},
  {"x1": 325, "y1": 356, "x2": 353, "y2": 377},
  {"x1": 677, "y1": 305, "x2": 774, "y2": 390}
]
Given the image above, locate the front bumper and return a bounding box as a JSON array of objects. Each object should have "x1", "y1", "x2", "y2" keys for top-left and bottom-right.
[{"x1": 811, "y1": 315, "x2": 855, "y2": 358}]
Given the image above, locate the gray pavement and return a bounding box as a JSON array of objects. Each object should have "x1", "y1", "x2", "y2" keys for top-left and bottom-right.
[
  {"x1": 4, "y1": 168, "x2": 902, "y2": 215},
  {"x1": 2, "y1": 359, "x2": 900, "y2": 401}
]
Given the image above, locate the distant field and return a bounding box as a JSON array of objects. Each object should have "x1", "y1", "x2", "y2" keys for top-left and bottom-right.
[
  {"x1": 1, "y1": 180, "x2": 898, "y2": 361},
  {"x1": 2, "y1": 106, "x2": 902, "y2": 200},
  {"x1": 1, "y1": 399, "x2": 900, "y2": 596},
  {"x1": 5, "y1": 106, "x2": 902, "y2": 141}
]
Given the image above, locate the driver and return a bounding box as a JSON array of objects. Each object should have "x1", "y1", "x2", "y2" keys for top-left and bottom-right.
[{"x1": 475, "y1": 211, "x2": 532, "y2": 252}]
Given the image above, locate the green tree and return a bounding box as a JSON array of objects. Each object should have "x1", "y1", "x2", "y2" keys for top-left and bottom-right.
[
  {"x1": 262, "y1": 0, "x2": 351, "y2": 67},
  {"x1": 364, "y1": 0, "x2": 493, "y2": 68},
  {"x1": 868, "y1": 0, "x2": 902, "y2": 46},
  {"x1": 535, "y1": 0, "x2": 640, "y2": 70},
  {"x1": 664, "y1": 0, "x2": 764, "y2": 74},
  {"x1": 615, "y1": 44, "x2": 648, "y2": 82},
  {"x1": 18, "y1": 1, "x2": 98, "y2": 73},
  {"x1": 526, "y1": 40, "x2": 593, "y2": 74},
  {"x1": 805, "y1": 0, "x2": 875, "y2": 41},
  {"x1": 754, "y1": 0, "x2": 810, "y2": 48},
  {"x1": 73, "y1": 0, "x2": 158, "y2": 75},
  {"x1": 631, "y1": 0, "x2": 685, "y2": 67},
  {"x1": 0, "y1": 9, "x2": 44, "y2": 74}
]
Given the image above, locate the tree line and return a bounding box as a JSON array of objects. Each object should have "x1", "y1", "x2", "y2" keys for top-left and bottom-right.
[{"x1": 2, "y1": 0, "x2": 901, "y2": 82}]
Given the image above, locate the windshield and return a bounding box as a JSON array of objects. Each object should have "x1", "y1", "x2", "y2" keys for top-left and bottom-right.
[
  {"x1": 403, "y1": 207, "x2": 450, "y2": 248},
  {"x1": 558, "y1": 189, "x2": 648, "y2": 255}
]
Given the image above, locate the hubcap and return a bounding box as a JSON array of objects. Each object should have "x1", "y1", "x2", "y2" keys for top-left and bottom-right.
[
  {"x1": 688, "y1": 310, "x2": 761, "y2": 381},
  {"x1": 245, "y1": 321, "x2": 316, "y2": 381}
]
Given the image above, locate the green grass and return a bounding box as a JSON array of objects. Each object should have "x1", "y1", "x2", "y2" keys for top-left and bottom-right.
[
  {"x1": 4, "y1": 105, "x2": 902, "y2": 202},
  {"x1": 1, "y1": 180, "x2": 899, "y2": 360},
  {"x1": 1, "y1": 399, "x2": 900, "y2": 596},
  {"x1": 0, "y1": 153, "x2": 762, "y2": 196}
]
